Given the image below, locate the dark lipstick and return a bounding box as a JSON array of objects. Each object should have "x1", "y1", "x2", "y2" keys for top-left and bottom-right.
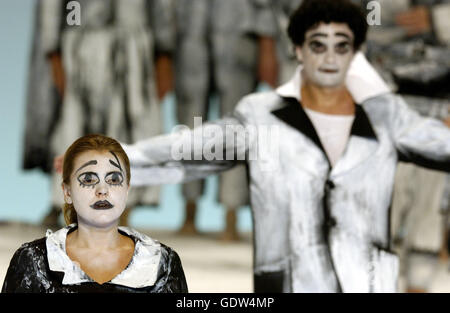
[{"x1": 90, "y1": 200, "x2": 114, "y2": 210}]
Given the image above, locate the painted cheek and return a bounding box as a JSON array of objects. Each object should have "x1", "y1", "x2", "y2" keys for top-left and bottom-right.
[
  {"x1": 72, "y1": 183, "x2": 96, "y2": 209},
  {"x1": 115, "y1": 189, "x2": 128, "y2": 207},
  {"x1": 303, "y1": 52, "x2": 322, "y2": 79}
]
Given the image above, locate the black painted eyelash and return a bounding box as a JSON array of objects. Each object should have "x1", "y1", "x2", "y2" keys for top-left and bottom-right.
[
  {"x1": 77, "y1": 181, "x2": 122, "y2": 188},
  {"x1": 107, "y1": 180, "x2": 124, "y2": 187},
  {"x1": 78, "y1": 182, "x2": 96, "y2": 189}
]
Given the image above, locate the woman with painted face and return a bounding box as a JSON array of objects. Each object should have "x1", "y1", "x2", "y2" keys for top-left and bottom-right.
[{"x1": 2, "y1": 134, "x2": 188, "y2": 293}]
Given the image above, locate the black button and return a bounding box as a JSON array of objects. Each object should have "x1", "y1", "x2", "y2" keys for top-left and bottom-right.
[
  {"x1": 327, "y1": 217, "x2": 337, "y2": 228},
  {"x1": 325, "y1": 180, "x2": 335, "y2": 190}
]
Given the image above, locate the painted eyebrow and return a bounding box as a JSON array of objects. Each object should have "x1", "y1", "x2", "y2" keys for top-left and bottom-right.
[
  {"x1": 335, "y1": 32, "x2": 352, "y2": 39},
  {"x1": 307, "y1": 32, "x2": 353, "y2": 40},
  {"x1": 307, "y1": 33, "x2": 328, "y2": 39},
  {"x1": 75, "y1": 160, "x2": 97, "y2": 174},
  {"x1": 109, "y1": 151, "x2": 123, "y2": 172},
  {"x1": 106, "y1": 171, "x2": 123, "y2": 176}
]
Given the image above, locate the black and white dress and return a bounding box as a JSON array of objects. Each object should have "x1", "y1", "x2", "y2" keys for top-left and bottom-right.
[{"x1": 2, "y1": 225, "x2": 188, "y2": 293}]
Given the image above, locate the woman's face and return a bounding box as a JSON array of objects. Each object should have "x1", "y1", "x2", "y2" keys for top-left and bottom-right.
[
  {"x1": 296, "y1": 22, "x2": 355, "y2": 88},
  {"x1": 62, "y1": 150, "x2": 129, "y2": 228}
]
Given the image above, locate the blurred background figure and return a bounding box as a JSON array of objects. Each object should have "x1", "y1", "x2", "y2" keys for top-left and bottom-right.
[
  {"x1": 173, "y1": 0, "x2": 278, "y2": 241},
  {"x1": 269, "y1": 0, "x2": 302, "y2": 84},
  {"x1": 22, "y1": 0, "x2": 175, "y2": 229},
  {"x1": 362, "y1": 0, "x2": 450, "y2": 293}
]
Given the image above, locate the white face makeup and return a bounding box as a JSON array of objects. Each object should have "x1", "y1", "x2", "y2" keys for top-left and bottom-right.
[
  {"x1": 296, "y1": 22, "x2": 355, "y2": 88},
  {"x1": 63, "y1": 150, "x2": 129, "y2": 228}
]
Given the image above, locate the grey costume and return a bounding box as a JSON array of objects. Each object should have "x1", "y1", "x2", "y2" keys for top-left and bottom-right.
[
  {"x1": 174, "y1": 0, "x2": 277, "y2": 208},
  {"x1": 390, "y1": 98, "x2": 449, "y2": 290},
  {"x1": 122, "y1": 63, "x2": 450, "y2": 292},
  {"x1": 364, "y1": 0, "x2": 450, "y2": 291},
  {"x1": 365, "y1": 0, "x2": 450, "y2": 45},
  {"x1": 390, "y1": 96, "x2": 449, "y2": 253},
  {"x1": 22, "y1": 0, "x2": 63, "y2": 173},
  {"x1": 269, "y1": 0, "x2": 302, "y2": 84},
  {"x1": 30, "y1": 0, "x2": 175, "y2": 208}
]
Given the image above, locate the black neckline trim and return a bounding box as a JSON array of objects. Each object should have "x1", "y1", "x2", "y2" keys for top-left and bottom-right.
[
  {"x1": 271, "y1": 96, "x2": 378, "y2": 164},
  {"x1": 272, "y1": 97, "x2": 329, "y2": 163}
]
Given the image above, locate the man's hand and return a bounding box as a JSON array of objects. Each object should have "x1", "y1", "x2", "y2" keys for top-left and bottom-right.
[
  {"x1": 395, "y1": 5, "x2": 431, "y2": 36},
  {"x1": 54, "y1": 154, "x2": 64, "y2": 174},
  {"x1": 155, "y1": 53, "x2": 173, "y2": 100},
  {"x1": 258, "y1": 36, "x2": 278, "y2": 88},
  {"x1": 48, "y1": 52, "x2": 65, "y2": 99}
]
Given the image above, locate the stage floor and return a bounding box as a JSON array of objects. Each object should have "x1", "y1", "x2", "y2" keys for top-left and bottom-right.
[{"x1": 1, "y1": 222, "x2": 449, "y2": 293}]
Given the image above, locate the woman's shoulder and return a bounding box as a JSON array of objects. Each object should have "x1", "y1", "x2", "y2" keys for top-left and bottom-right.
[
  {"x1": 154, "y1": 242, "x2": 188, "y2": 292},
  {"x1": 158, "y1": 242, "x2": 182, "y2": 262},
  {"x1": 7, "y1": 236, "x2": 48, "y2": 274},
  {"x1": 13, "y1": 236, "x2": 47, "y2": 259},
  {"x1": 2, "y1": 236, "x2": 49, "y2": 292}
]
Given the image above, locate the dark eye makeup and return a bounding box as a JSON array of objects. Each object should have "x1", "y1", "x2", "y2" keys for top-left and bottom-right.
[
  {"x1": 77, "y1": 171, "x2": 124, "y2": 188},
  {"x1": 105, "y1": 171, "x2": 124, "y2": 186},
  {"x1": 308, "y1": 40, "x2": 353, "y2": 55},
  {"x1": 77, "y1": 172, "x2": 100, "y2": 188},
  {"x1": 335, "y1": 41, "x2": 352, "y2": 54},
  {"x1": 308, "y1": 40, "x2": 326, "y2": 53}
]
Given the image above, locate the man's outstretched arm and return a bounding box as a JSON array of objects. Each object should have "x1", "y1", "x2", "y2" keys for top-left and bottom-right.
[
  {"x1": 121, "y1": 109, "x2": 252, "y2": 186},
  {"x1": 389, "y1": 95, "x2": 450, "y2": 172}
]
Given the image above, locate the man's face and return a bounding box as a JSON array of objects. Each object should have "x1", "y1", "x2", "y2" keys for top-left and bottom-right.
[
  {"x1": 296, "y1": 22, "x2": 355, "y2": 88},
  {"x1": 63, "y1": 150, "x2": 129, "y2": 228}
]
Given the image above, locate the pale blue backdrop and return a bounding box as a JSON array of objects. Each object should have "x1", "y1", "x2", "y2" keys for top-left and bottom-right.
[{"x1": 0, "y1": 0, "x2": 253, "y2": 232}]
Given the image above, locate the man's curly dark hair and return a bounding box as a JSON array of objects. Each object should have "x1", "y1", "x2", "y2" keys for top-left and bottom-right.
[{"x1": 287, "y1": 0, "x2": 368, "y2": 50}]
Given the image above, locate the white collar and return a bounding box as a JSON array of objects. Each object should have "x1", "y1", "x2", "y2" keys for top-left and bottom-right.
[
  {"x1": 275, "y1": 51, "x2": 391, "y2": 104},
  {"x1": 46, "y1": 224, "x2": 162, "y2": 288}
]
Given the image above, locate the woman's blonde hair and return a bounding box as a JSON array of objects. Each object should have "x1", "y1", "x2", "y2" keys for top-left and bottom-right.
[{"x1": 62, "y1": 134, "x2": 131, "y2": 225}]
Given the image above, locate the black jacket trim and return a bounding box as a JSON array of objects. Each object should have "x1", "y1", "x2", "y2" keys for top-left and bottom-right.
[
  {"x1": 271, "y1": 96, "x2": 378, "y2": 158},
  {"x1": 271, "y1": 97, "x2": 331, "y2": 166}
]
